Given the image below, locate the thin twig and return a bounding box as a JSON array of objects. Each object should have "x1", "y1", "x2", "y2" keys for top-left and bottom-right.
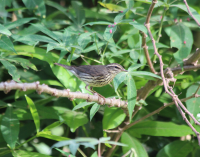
[
  {"x1": 173, "y1": 95, "x2": 200, "y2": 146},
  {"x1": 183, "y1": 0, "x2": 200, "y2": 27},
  {"x1": 123, "y1": 86, "x2": 200, "y2": 131}
]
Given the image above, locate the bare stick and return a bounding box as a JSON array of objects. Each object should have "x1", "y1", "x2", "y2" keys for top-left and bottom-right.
[
  {"x1": 0, "y1": 81, "x2": 127, "y2": 108},
  {"x1": 183, "y1": 0, "x2": 200, "y2": 27}
]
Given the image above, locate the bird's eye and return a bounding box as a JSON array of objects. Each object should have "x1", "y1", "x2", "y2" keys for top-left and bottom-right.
[{"x1": 114, "y1": 66, "x2": 120, "y2": 69}]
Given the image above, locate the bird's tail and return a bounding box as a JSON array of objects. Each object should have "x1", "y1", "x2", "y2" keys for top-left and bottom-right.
[{"x1": 54, "y1": 63, "x2": 73, "y2": 70}]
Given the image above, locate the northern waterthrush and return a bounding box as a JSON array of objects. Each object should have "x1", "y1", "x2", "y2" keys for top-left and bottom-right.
[{"x1": 54, "y1": 63, "x2": 127, "y2": 103}]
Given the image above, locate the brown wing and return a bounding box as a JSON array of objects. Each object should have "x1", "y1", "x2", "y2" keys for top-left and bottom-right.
[{"x1": 75, "y1": 65, "x2": 108, "y2": 77}]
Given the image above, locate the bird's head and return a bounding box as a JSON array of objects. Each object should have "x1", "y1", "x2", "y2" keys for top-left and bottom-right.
[{"x1": 106, "y1": 63, "x2": 128, "y2": 76}]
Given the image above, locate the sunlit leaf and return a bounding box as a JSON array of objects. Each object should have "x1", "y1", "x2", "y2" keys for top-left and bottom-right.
[
  {"x1": 121, "y1": 132, "x2": 148, "y2": 157},
  {"x1": 25, "y1": 95, "x2": 40, "y2": 133},
  {"x1": 113, "y1": 72, "x2": 127, "y2": 91},
  {"x1": 103, "y1": 107, "x2": 126, "y2": 130},
  {"x1": 90, "y1": 103, "x2": 100, "y2": 121},
  {"x1": 127, "y1": 74, "x2": 136, "y2": 122},
  {"x1": 98, "y1": 2, "x2": 125, "y2": 11},
  {"x1": 55, "y1": 148, "x2": 75, "y2": 157},
  {"x1": 12, "y1": 150, "x2": 52, "y2": 157},
  {"x1": 61, "y1": 110, "x2": 88, "y2": 132},
  {"x1": 6, "y1": 58, "x2": 38, "y2": 71},
  {"x1": 130, "y1": 71, "x2": 161, "y2": 79},
  {"x1": 0, "y1": 24, "x2": 11, "y2": 36},
  {"x1": 84, "y1": 21, "x2": 112, "y2": 26},
  {"x1": 73, "y1": 102, "x2": 94, "y2": 111}
]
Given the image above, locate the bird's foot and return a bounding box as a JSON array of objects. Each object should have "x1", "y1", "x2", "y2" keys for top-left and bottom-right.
[
  {"x1": 86, "y1": 94, "x2": 91, "y2": 102},
  {"x1": 94, "y1": 92, "x2": 106, "y2": 105}
]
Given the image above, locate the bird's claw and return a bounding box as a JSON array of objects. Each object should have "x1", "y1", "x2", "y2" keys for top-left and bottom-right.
[{"x1": 96, "y1": 93, "x2": 106, "y2": 105}]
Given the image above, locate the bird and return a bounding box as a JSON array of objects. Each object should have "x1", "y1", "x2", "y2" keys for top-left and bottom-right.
[{"x1": 54, "y1": 63, "x2": 128, "y2": 104}]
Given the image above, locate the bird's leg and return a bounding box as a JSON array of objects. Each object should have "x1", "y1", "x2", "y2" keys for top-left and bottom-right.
[
  {"x1": 85, "y1": 85, "x2": 92, "y2": 102},
  {"x1": 89, "y1": 87, "x2": 106, "y2": 105},
  {"x1": 85, "y1": 85, "x2": 106, "y2": 104}
]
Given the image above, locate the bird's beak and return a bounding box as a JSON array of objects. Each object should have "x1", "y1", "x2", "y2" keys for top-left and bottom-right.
[{"x1": 124, "y1": 69, "x2": 128, "y2": 72}]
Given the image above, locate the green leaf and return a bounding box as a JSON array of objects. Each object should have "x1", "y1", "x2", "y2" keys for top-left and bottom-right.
[
  {"x1": 128, "y1": 64, "x2": 144, "y2": 71},
  {"x1": 51, "y1": 138, "x2": 97, "y2": 155},
  {"x1": 15, "y1": 34, "x2": 58, "y2": 44},
  {"x1": 103, "y1": 107, "x2": 126, "y2": 130},
  {"x1": 82, "y1": 42, "x2": 105, "y2": 53},
  {"x1": 22, "y1": 0, "x2": 46, "y2": 17},
  {"x1": 128, "y1": 121, "x2": 194, "y2": 138},
  {"x1": 170, "y1": 23, "x2": 193, "y2": 64},
  {"x1": 39, "y1": 80, "x2": 63, "y2": 87},
  {"x1": 113, "y1": 72, "x2": 127, "y2": 91},
  {"x1": 78, "y1": 32, "x2": 94, "y2": 49},
  {"x1": 98, "y1": 2, "x2": 125, "y2": 11},
  {"x1": 58, "y1": 50, "x2": 68, "y2": 62},
  {"x1": 186, "y1": 85, "x2": 200, "y2": 122},
  {"x1": 12, "y1": 150, "x2": 52, "y2": 157},
  {"x1": 0, "y1": 24, "x2": 11, "y2": 36},
  {"x1": 156, "y1": 140, "x2": 193, "y2": 157},
  {"x1": 127, "y1": 74, "x2": 137, "y2": 122},
  {"x1": 121, "y1": 132, "x2": 148, "y2": 157},
  {"x1": 129, "y1": 21, "x2": 148, "y2": 35},
  {"x1": 0, "y1": 35, "x2": 16, "y2": 53},
  {"x1": 104, "y1": 25, "x2": 117, "y2": 41},
  {"x1": 1, "y1": 107, "x2": 19, "y2": 149},
  {"x1": 0, "y1": 60, "x2": 20, "y2": 82},
  {"x1": 61, "y1": 110, "x2": 88, "y2": 132},
  {"x1": 0, "y1": 100, "x2": 7, "y2": 107},
  {"x1": 172, "y1": 4, "x2": 200, "y2": 24},
  {"x1": 63, "y1": 28, "x2": 79, "y2": 47},
  {"x1": 84, "y1": 21, "x2": 112, "y2": 26},
  {"x1": 114, "y1": 9, "x2": 128, "y2": 23},
  {"x1": 130, "y1": 71, "x2": 162, "y2": 79},
  {"x1": 134, "y1": 0, "x2": 164, "y2": 7},
  {"x1": 31, "y1": 23, "x2": 61, "y2": 43},
  {"x1": 55, "y1": 148, "x2": 75, "y2": 157},
  {"x1": 90, "y1": 103, "x2": 100, "y2": 121},
  {"x1": 73, "y1": 102, "x2": 94, "y2": 111},
  {"x1": 4, "y1": 17, "x2": 36, "y2": 29},
  {"x1": 91, "y1": 151, "x2": 98, "y2": 157},
  {"x1": 126, "y1": 0, "x2": 134, "y2": 10},
  {"x1": 43, "y1": 121, "x2": 64, "y2": 131},
  {"x1": 72, "y1": 1, "x2": 85, "y2": 26},
  {"x1": 6, "y1": 58, "x2": 38, "y2": 71},
  {"x1": 45, "y1": 1, "x2": 76, "y2": 23},
  {"x1": 25, "y1": 95, "x2": 40, "y2": 133},
  {"x1": 103, "y1": 140, "x2": 127, "y2": 146},
  {"x1": 37, "y1": 131, "x2": 69, "y2": 141}
]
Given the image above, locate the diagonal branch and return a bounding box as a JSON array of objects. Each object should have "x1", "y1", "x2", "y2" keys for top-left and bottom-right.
[
  {"x1": 183, "y1": 0, "x2": 200, "y2": 27},
  {"x1": 123, "y1": 85, "x2": 200, "y2": 131}
]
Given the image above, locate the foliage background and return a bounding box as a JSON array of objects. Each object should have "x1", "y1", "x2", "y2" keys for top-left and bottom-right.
[{"x1": 0, "y1": 0, "x2": 200, "y2": 156}]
